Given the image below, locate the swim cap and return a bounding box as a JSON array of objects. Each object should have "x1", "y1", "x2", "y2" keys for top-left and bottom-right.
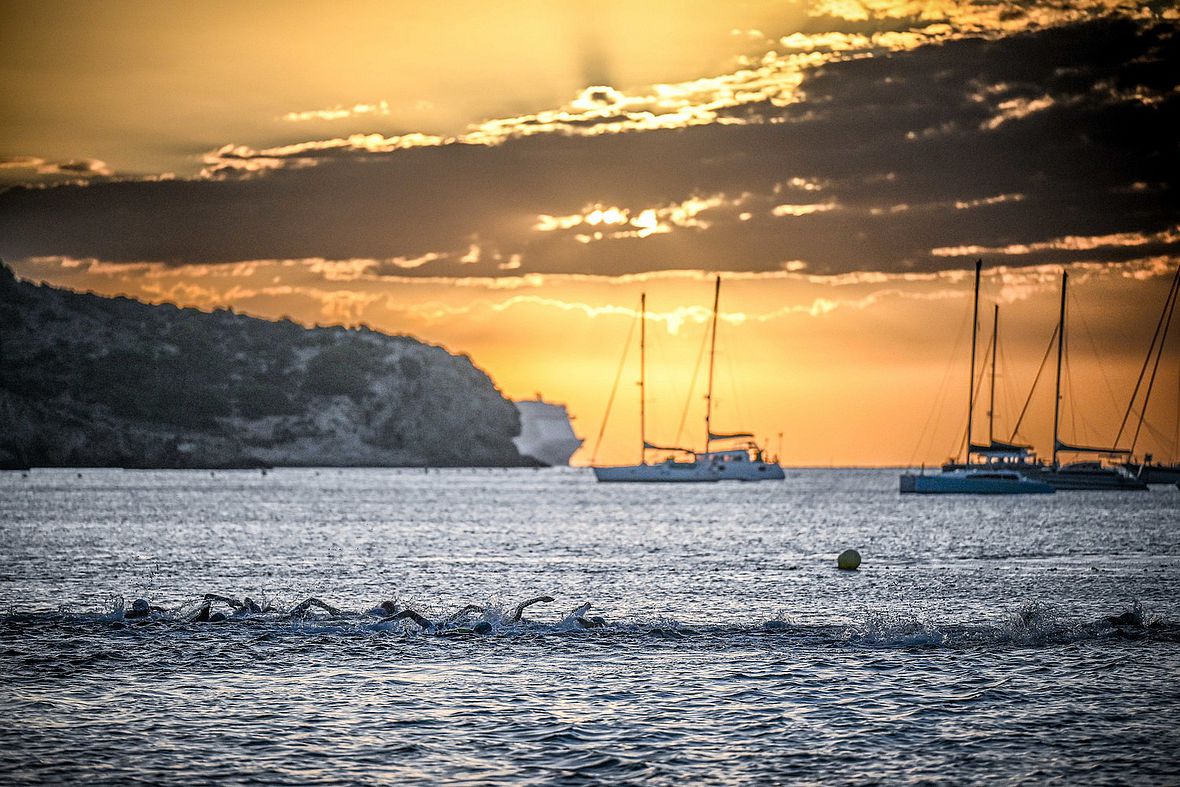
[{"x1": 131, "y1": 599, "x2": 151, "y2": 613}]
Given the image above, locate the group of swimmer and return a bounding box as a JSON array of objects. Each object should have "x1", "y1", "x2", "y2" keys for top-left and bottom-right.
[{"x1": 121, "y1": 593, "x2": 607, "y2": 633}]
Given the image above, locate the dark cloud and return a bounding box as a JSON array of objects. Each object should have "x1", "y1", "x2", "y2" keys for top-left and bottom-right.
[{"x1": 0, "y1": 18, "x2": 1175, "y2": 276}]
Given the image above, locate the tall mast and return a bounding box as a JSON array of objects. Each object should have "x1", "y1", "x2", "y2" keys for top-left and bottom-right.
[
  {"x1": 989, "y1": 303, "x2": 998, "y2": 444},
  {"x1": 966, "y1": 259, "x2": 981, "y2": 462},
  {"x1": 704, "y1": 275, "x2": 721, "y2": 456},
  {"x1": 1052, "y1": 270, "x2": 1068, "y2": 467},
  {"x1": 1114, "y1": 262, "x2": 1180, "y2": 451},
  {"x1": 639, "y1": 292, "x2": 646, "y2": 464}
]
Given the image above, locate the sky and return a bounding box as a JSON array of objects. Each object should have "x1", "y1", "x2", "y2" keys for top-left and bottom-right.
[{"x1": 1, "y1": 0, "x2": 1177, "y2": 466}]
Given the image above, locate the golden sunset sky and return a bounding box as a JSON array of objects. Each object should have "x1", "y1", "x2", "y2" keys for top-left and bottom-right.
[{"x1": 1, "y1": 0, "x2": 1177, "y2": 465}]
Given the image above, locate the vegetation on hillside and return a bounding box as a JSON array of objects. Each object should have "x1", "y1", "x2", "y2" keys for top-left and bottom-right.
[{"x1": 0, "y1": 262, "x2": 526, "y2": 468}]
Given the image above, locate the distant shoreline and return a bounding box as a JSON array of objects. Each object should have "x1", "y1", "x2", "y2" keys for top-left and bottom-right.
[{"x1": 4, "y1": 464, "x2": 918, "y2": 472}]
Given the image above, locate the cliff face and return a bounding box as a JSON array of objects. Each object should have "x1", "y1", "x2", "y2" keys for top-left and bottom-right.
[{"x1": 0, "y1": 264, "x2": 528, "y2": 468}]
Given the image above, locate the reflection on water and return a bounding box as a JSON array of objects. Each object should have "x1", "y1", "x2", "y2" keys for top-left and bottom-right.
[{"x1": 1, "y1": 468, "x2": 1178, "y2": 784}]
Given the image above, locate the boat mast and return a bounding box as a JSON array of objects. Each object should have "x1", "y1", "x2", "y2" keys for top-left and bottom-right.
[
  {"x1": 1114, "y1": 262, "x2": 1180, "y2": 453},
  {"x1": 989, "y1": 303, "x2": 998, "y2": 444},
  {"x1": 966, "y1": 259, "x2": 981, "y2": 462},
  {"x1": 704, "y1": 275, "x2": 721, "y2": 456},
  {"x1": 1052, "y1": 270, "x2": 1068, "y2": 468},
  {"x1": 639, "y1": 292, "x2": 646, "y2": 464},
  {"x1": 1129, "y1": 268, "x2": 1178, "y2": 456}
]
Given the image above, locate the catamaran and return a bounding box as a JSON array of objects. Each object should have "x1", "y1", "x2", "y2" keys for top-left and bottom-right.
[
  {"x1": 592, "y1": 278, "x2": 784, "y2": 483},
  {"x1": 1028, "y1": 270, "x2": 1147, "y2": 490},
  {"x1": 901, "y1": 467, "x2": 1055, "y2": 494},
  {"x1": 900, "y1": 259, "x2": 1055, "y2": 494}
]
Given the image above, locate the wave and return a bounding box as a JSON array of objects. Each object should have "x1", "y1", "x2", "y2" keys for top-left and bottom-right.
[{"x1": 2, "y1": 598, "x2": 1176, "y2": 649}]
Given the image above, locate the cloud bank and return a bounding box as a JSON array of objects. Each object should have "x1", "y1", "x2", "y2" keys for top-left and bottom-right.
[{"x1": 0, "y1": 13, "x2": 1176, "y2": 279}]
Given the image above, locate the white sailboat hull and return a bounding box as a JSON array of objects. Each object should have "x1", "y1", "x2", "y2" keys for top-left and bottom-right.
[
  {"x1": 593, "y1": 461, "x2": 719, "y2": 483},
  {"x1": 593, "y1": 451, "x2": 785, "y2": 483}
]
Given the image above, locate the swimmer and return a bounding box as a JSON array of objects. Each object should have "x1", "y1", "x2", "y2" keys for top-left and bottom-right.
[
  {"x1": 123, "y1": 598, "x2": 167, "y2": 620},
  {"x1": 1106, "y1": 611, "x2": 1140, "y2": 627},
  {"x1": 287, "y1": 597, "x2": 342, "y2": 617},
  {"x1": 386, "y1": 609, "x2": 436, "y2": 630},
  {"x1": 188, "y1": 600, "x2": 228, "y2": 623},
  {"x1": 203, "y1": 593, "x2": 273, "y2": 615},
  {"x1": 187, "y1": 595, "x2": 339, "y2": 622},
  {"x1": 569, "y1": 602, "x2": 606, "y2": 629},
  {"x1": 368, "y1": 600, "x2": 401, "y2": 617},
  {"x1": 440, "y1": 595, "x2": 553, "y2": 625},
  {"x1": 383, "y1": 606, "x2": 492, "y2": 635},
  {"x1": 509, "y1": 595, "x2": 554, "y2": 623}
]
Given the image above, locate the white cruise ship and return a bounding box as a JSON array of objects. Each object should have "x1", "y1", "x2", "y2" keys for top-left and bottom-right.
[{"x1": 513, "y1": 398, "x2": 584, "y2": 466}]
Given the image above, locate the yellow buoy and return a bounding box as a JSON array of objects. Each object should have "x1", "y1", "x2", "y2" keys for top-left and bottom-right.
[{"x1": 837, "y1": 549, "x2": 861, "y2": 570}]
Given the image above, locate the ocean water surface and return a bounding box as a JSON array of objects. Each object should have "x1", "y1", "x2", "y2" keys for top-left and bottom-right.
[{"x1": 2, "y1": 468, "x2": 1178, "y2": 784}]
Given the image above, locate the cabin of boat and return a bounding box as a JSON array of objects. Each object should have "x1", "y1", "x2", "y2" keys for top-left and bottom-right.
[{"x1": 704, "y1": 447, "x2": 786, "y2": 481}]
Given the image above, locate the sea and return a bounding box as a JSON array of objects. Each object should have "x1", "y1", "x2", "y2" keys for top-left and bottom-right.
[{"x1": 1, "y1": 468, "x2": 1178, "y2": 785}]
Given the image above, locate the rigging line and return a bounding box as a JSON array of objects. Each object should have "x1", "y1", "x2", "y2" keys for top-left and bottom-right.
[
  {"x1": 639, "y1": 292, "x2": 646, "y2": 462},
  {"x1": 1131, "y1": 411, "x2": 1171, "y2": 447},
  {"x1": 1131, "y1": 271, "x2": 1179, "y2": 455},
  {"x1": 910, "y1": 302, "x2": 970, "y2": 467},
  {"x1": 723, "y1": 328, "x2": 749, "y2": 436},
  {"x1": 1115, "y1": 263, "x2": 1180, "y2": 447},
  {"x1": 1070, "y1": 287, "x2": 1122, "y2": 423},
  {"x1": 704, "y1": 276, "x2": 721, "y2": 455},
  {"x1": 645, "y1": 313, "x2": 668, "y2": 441},
  {"x1": 957, "y1": 329, "x2": 995, "y2": 457},
  {"x1": 1065, "y1": 344, "x2": 1079, "y2": 445},
  {"x1": 997, "y1": 331, "x2": 1018, "y2": 441},
  {"x1": 674, "y1": 316, "x2": 710, "y2": 448},
  {"x1": 1009, "y1": 323, "x2": 1058, "y2": 442},
  {"x1": 589, "y1": 301, "x2": 639, "y2": 465},
  {"x1": 1174, "y1": 352, "x2": 1179, "y2": 463},
  {"x1": 988, "y1": 304, "x2": 998, "y2": 443}
]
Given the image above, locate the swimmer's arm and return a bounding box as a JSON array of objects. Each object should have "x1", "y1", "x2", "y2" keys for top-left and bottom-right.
[
  {"x1": 203, "y1": 593, "x2": 244, "y2": 609},
  {"x1": 511, "y1": 595, "x2": 555, "y2": 622},
  {"x1": 290, "y1": 597, "x2": 341, "y2": 616},
  {"x1": 389, "y1": 609, "x2": 433, "y2": 629},
  {"x1": 184, "y1": 601, "x2": 212, "y2": 623}
]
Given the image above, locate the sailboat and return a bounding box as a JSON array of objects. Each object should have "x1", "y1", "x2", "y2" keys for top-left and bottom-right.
[
  {"x1": 1026, "y1": 270, "x2": 1148, "y2": 490},
  {"x1": 900, "y1": 260, "x2": 1055, "y2": 494},
  {"x1": 592, "y1": 278, "x2": 784, "y2": 483}
]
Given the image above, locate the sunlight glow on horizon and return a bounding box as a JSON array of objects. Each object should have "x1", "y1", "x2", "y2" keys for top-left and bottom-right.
[
  {"x1": 11, "y1": 257, "x2": 1178, "y2": 467},
  {"x1": 1, "y1": 0, "x2": 1175, "y2": 468}
]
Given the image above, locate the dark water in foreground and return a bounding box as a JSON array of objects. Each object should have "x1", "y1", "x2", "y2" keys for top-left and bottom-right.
[{"x1": 1, "y1": 468, "x2": 1178, "y2": 784}]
